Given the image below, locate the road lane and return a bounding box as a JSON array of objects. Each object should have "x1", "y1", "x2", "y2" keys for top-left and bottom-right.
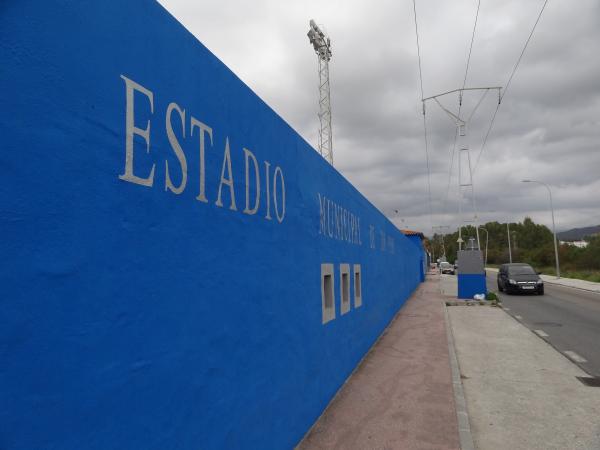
[{"x1": 486, "y1": 273, "x2": 600, "y2": 377}]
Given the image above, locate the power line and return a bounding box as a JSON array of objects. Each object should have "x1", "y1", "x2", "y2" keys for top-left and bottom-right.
[
  {"x1": 502, "y1": 0, "x2": 549, "y2": 102},
  {"x1": 442, "y1": 127, "x2": 458, "y2": 213},
  {"x1": 467, "y1": 88, "x2": 489, "y2": 122},
  {"x1": 472, "y1": 102, "x2": 500, "y2": 173},
  {"x1": 412, "y1": 0, "x2": 425, "y2": 104},
  {"x1": 473, "y1": 0, "x2": 549, "y2": 173},
  {"x1": 462, "y1": 0, "x2": 481, "y2": 93},
  {"x1": 412, "y1": 0, "x2": 433, "y2": 232}
]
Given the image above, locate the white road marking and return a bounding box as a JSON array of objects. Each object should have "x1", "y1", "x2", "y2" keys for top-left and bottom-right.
[
  {"x1": 503, "y1": 307, "x2": 510, "y2": 311},
  {"x1": 515, "y1": 315, "x2": 523, "y2": 320},
  {"x1": 534, "y1": 329, "x2": 549, "y2": 338},
  {"x1": 564, "y1": 351, "x2": 587, "y2": 364}
]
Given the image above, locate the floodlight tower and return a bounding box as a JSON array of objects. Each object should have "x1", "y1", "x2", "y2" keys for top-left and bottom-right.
[{"x1": 307, "y1": 19, "x2": 333, "y2": 165}]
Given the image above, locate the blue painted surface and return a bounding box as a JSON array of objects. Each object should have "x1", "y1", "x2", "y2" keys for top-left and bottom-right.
[
  {"x1": 406, "y1": 234, "x2": 426, "y2": 282},
  {"x1": 0, "y1": 1, "x2": 421, "y2": 449},
  {"x1": 457, "y1": 274, "x2": 488, "y2": 299}
]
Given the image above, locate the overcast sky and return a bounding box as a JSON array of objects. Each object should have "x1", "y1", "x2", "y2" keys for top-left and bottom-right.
[{"x1": 158, "y1": 0, "x2": 599, "y2": 235}]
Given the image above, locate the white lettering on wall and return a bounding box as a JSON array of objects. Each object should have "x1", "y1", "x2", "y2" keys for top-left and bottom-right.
[
  {"x1": 243, "y1": 148, "x2": 260, "y2": 215},
  {"x1": 215, "y1": 138, "x2": 237, "y2": 211},
  {"x1": 264, "y1": 161, "x2": 272, "y2": 220},
  {"x1": 190, "y1": 117, "x2": 212, "y2": 203},
  {"x1": 273, "y1": 166, "x2": 286, "y2": 223},
  {"x1": 317, "y1": 193, "x2": 362, "y2": 245},
  {"x1": 367, "y1": 224, "x2": 395, "y2": 254},
  {"x1": 164, "y1": 102, "x2": 187, "y2": 194},
  {"x1": 119, "y1": 75, "x2": 155, "y2": 187},
  {"x1": 319, "y1": 194, "x2": 326, "y2": 235},
  {"x1": 118, "y1": 74, "x2": 286, "y2": 224}
]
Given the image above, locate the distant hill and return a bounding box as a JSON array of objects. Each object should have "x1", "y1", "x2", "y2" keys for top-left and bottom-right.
[{"x1": 557, "y1": 225, "x2": 600, "y2": 241}]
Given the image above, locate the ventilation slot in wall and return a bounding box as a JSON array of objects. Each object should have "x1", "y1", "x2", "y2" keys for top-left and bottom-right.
[
  {"x1": 340, "y1": 264, "x2": 350, "y2": 315},
  {"x1": 354, "y1": 264, "x2": 362, "y2": 307},
  {"x1": 321, "y1": 264, "x2": 335, "y2": 324}
]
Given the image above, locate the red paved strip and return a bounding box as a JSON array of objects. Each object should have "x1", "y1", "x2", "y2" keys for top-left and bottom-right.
[{"x1": 298, "y1": 275, "x2": 460, "y2": 450}]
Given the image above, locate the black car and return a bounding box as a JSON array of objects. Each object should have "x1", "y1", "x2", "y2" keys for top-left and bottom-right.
[{"x1": 497, "y1": 263, "x2": 544, "y2": 295}]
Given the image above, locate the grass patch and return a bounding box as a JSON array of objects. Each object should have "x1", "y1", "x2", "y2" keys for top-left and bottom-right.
[
  {"x1": 537, "y1": 267, "x2": 600, "y2": 282},
  {"x1": 564, "y1": 271, "x2": 600, "y2": 282}
]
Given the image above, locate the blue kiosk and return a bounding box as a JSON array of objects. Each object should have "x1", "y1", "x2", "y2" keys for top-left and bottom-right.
[{"x1": 457, "y1": 238, "x2": 487, "y2": 299}]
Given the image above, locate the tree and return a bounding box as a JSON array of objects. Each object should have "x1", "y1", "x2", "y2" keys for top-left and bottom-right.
[{"x1": 427, "y1": 218, "x2": 555, "y2": 267}]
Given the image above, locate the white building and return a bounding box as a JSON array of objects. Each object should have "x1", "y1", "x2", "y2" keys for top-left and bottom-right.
[{"x1": 560, "y1": 240, "x2": 589, "y2": 248}]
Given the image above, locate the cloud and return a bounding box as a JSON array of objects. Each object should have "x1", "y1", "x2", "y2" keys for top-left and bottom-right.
[{"x1": 158, "y1": 0, "x2": 600, "y2": 234}]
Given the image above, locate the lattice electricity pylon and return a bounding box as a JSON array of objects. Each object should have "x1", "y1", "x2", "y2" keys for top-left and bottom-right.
[
  {"x1": 307, "y1": 19, "x2": 333, "y2": 165},
  {"x1": 458, "y1": 145, "x2": 477, "y2": 250},
  {"x1": 422, "y1": 86, "x2": 501, "y2": 250}
]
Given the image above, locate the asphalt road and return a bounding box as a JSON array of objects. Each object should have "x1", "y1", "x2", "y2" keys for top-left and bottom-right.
[{"x1": 486, "y1": 273, "x2": 600, "y2": 377}]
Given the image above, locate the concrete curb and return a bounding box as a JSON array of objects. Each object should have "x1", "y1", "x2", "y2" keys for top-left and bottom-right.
[
  {"x1": 444, "y1": 304, "x2": 475, "y2": 450},
  {"x1": 541, "y1": 278, "x2": 600, "y2": 294}
]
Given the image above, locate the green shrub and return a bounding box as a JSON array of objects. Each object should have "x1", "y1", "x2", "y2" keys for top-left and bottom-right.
[{"x1": 486, "y1": 292, "x2": 498, "y2": 301}]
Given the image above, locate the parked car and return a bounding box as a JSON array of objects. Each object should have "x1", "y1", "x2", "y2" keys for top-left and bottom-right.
[
  {"x1": 497, "y1": 263, "x2": 544, "y2": 295},
  {"x1": 440, "y1": 261, "x2": 455, "y2": 275}
]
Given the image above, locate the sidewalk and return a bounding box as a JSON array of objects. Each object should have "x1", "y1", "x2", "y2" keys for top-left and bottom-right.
[
  {"x1": 297, "y1": 274, "x2": 460, "y2": 450},
  {"x1": 486, "y1": 267, "x2": 600, "y2": 293},
  {"x1": 298, "y1": 271, "x2": 600, "y2": 450},
  {"x1": 448, "y1": 305, "x2": 600, "y2": 450},
  {"x1": 445, "y1": 270, "x2": 600, "y2": 448}
]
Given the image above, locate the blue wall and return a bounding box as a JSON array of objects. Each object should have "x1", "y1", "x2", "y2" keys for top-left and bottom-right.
[
  {"x1": 406, "y1": 234, "x2": 427, "y2": 282},
  {"x1": 0, "y1": 1, "x2": 421, "y2": 449}
]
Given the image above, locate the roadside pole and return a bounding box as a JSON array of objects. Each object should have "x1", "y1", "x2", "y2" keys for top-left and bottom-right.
[{"x1": 507, "y1": 222, "x2": 512, "y2": 263}]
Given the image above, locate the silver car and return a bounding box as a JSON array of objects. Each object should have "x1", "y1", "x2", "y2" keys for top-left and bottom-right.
[{"x1": 440, "y1": 262, "x2": 455, "y2": 275}]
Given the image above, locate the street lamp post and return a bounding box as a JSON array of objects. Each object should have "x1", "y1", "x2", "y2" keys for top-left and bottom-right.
[
  {"x1": 507, "y1": 222, "x2": 512, "y2": 263},
  {"x1": 479, "y1": 226, "x2": 489, "y2": 267},
  {"x1": 522, "y1": 180, "x2": 560, "y2": 278}
]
